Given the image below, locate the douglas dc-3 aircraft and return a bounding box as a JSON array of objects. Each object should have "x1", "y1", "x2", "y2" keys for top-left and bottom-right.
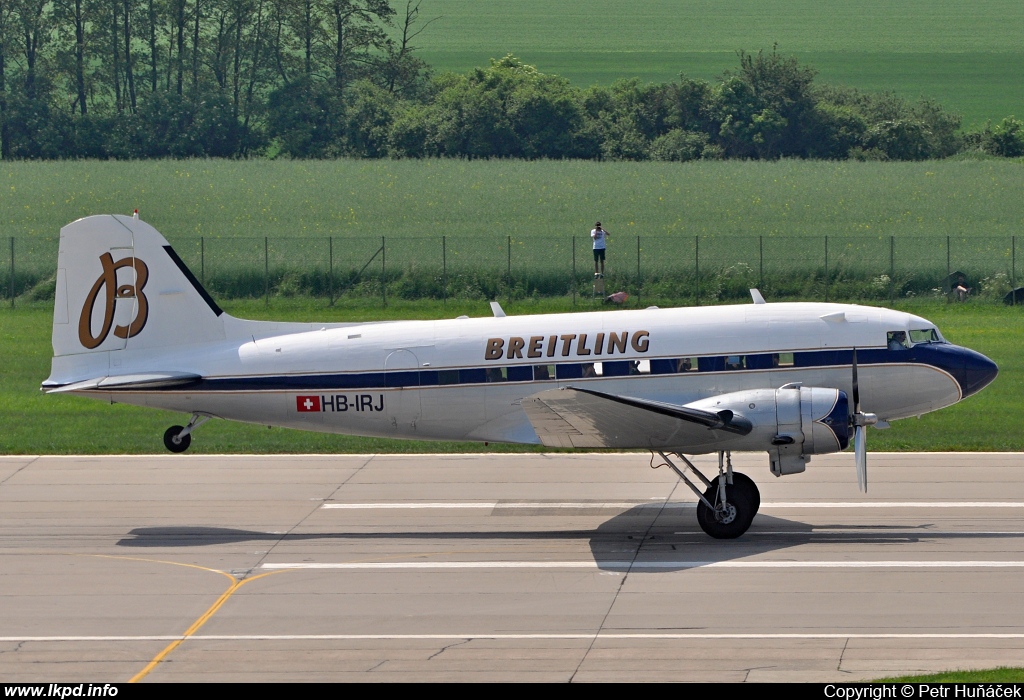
[{"x1": 43, "y1": 215, "x2": 999, "y2": 538}]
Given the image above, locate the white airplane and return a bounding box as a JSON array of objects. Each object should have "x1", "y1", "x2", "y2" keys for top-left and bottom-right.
[{"x1": 43, "y1": 215, "x2": 999, "y2": 538}]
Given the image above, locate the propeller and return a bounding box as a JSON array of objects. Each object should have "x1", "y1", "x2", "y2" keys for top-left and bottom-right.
[{"x1": 850, "y1": 348, "x2": 878, "y2": 492}]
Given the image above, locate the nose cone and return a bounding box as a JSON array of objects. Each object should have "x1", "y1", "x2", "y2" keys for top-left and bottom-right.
[
  {"x1": 957, "y1": 347, "x2": 999, "y2": 398},
  {"x1": 913, "y1": 344, "x2": 998, "y2": 399}
]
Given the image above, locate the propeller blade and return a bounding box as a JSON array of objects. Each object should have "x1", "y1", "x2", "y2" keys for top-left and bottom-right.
[
  {"x1": 855, "y1": 425, "x2": 867, "y2": 492},
  {"x1": 851, "y1": 347, "x2": 860, "y2": 413}
]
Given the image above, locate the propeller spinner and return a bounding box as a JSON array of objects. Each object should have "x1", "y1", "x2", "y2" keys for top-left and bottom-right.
[{"x1": 850, "y1": 348, "x2": 878, "y2": 492}]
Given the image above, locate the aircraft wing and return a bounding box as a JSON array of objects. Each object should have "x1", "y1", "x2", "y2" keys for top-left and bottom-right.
[{"x1": 522, "y1": 387, "x2": 753, "y2": 450}]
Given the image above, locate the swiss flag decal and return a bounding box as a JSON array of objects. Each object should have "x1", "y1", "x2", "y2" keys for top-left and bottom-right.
[{"x1": 296, "y1": 396, "x2": 321, "y2": 412}]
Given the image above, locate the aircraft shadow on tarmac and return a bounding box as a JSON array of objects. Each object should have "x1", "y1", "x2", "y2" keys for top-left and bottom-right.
[{"x1": 116, "y1": 505, "x2": 1024, "y2": 572}]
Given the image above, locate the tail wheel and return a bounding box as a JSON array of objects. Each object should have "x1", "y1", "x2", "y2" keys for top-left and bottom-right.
[{"x1": 163, "y1": 425, "x2": 191, "y2": 453}]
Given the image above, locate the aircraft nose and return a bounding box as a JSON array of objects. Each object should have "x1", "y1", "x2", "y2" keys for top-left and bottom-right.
[
  {"x1": 955, "y1": 346, "x2": 999, "y2": 398},
  {"x1": 915, "y1": 344, "x2": 998, "y2": 399}
]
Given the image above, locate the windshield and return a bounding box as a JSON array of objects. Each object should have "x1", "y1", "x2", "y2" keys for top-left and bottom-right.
[{"x1": 909, "y1": 328, "x2": 943, "y2": 345}]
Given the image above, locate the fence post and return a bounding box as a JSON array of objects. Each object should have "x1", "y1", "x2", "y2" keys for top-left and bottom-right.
[
  {"x1": 695, "y1": 235, "x2": 700, "y2": 307},
  {"x1": 946, "y1": 235, "x2": 951, "y2": 279},
  {"x1": 442, "y1": 235, "x2": 447, "y2": 306},
  {"x1": 381, "y1": 236, "x2": 386, "y2": 307},
  {"x1": 9, "y1": 237, "x2": 13, "y2": 307},
  {"x1": 264, "y1": 237, "x2": 269, "y2": 306},
  {"x1": 507, "y1": 235, "x2": 512, "y2": 306},
  {"x1": 890, "y1": 236, "x2": 895, "y2": 306},
  {"x1": 200, "y1": 236, "x2": 205, "y2": 285},
  {"x1": 329, "y1": 236, "x2": 334, "y2": 306},
  {"x1": 571, "y1": 236, "x2": 576, "y2": 306},
  {"x1": 824, "y1": 235, "x2": 829, "y2": 303},
  {"x1": 1013, "y1": 236, "x2": 1017, "y2": 306}
]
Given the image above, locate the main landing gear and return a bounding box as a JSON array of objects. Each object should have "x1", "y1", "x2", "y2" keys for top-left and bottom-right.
[
  {"x1": 163, "y1": 413, "x2": 211, "y2": 453},
  {"x1": 656, "y1": 451, "x2": 760, "y2": 539}
]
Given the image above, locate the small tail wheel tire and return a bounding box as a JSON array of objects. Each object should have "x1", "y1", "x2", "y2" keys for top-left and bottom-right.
[
  {"x1": 696, "y1": 475, "x2": 757, "y2": 539},
  {"x1": 163, "y1": 425, "x2": 191, "y2": 453}
]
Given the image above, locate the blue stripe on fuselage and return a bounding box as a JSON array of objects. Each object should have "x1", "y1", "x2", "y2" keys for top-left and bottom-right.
[{"x1": 133, "y1": 344, "x2": 992, "y2": 395}]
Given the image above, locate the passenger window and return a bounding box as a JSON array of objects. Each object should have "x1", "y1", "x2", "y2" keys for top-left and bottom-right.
[
  {"x1": 556, "y1": 364, "x2": 583, "y2": 380},
  {"x1": 775, "y1": 353, "x2": 794, "y2": 367},
  {"x1": 507, "y1": 366, "x2": 533, "y2": 382},
  {"x1": 698, "y1": 356, "x2": 726, "y2": 372},
  {"x1": 486, "y1": 367, "x2": 507, "y2": 382},
  {"x1": 533, "y1": 364, "x2": 554, "y2": 380},
  {"x1": 724, "y1": 355, "x2": 745, "y2": 370},
  {"x1": 438, "y1": 370, "x2": 459, "y2": 385},
  {"x1": 602, "y1": 360, "x2": 631, "y2": 377}
]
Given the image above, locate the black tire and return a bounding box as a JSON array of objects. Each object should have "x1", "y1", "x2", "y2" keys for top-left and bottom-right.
[
  {"x1": 730, "y1": 472, "x2": 761, "y2": 516},
  {"x1": 163, "y1": 425, "x2": 191, "y2": 453},
  {"x1": 696, "y1": 475, "x2": 757, "y2": 539}
]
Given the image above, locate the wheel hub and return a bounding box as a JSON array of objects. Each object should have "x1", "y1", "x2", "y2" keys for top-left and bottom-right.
[{"x1": 714, "y1": 502, "x2": 737, "y2": 524}]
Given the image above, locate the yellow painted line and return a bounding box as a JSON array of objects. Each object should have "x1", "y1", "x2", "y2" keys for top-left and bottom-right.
[
  {"x1": 130, "y1": 569, "x2": 288, "y2": 683},
  {"x1": 78, "y1": 555, "x2": 294, "y2": 684},
  {"x1": 130, "y1": 569, "x2": 286, "y2": 683}
]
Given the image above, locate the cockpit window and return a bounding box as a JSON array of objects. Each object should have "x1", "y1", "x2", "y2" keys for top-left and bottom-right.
[
  {"x1": 887, "y1": 331, "x2": 909, "y2": 350},
  {"x1": 909, "y1": 328, "x2": 942, "y2": 345}
]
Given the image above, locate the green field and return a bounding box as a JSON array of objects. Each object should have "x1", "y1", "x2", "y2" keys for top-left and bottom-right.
[
  {"x1": 408, "y1": 0, "x2": 1024, "y2": 128},
  {"x1": 1, "y1": 299, "x2": 1020, "y2": 454},
  {"x1": 4, "y1": 159, "x2": 1023, "y2": 305},
  {"x1": 2, "y1": 159, "x2": 1022, "y2": 240}
]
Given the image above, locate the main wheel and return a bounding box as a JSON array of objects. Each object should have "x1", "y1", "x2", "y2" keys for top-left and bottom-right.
[
  {"x1": 163, "y1": 425, "x2": 191, "y2": 453},
  {"x1": 730, "y1": 472, "x2": 761, "y2": 516},
  {"x1": 696, "y1": 475, "x2": 757, "y2": 539}
]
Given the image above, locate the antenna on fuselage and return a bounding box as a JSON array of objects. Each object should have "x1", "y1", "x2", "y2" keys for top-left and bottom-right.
[{"x1": 750, "y1": 289, "x2": 766, "y2": 304}]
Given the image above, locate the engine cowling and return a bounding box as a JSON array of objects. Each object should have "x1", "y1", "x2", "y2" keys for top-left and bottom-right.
[{"x1": 687, "y1": 384, "x2": 850, "y2": 476}]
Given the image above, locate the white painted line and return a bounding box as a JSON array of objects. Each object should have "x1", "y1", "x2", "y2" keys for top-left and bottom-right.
[
  {"x1": 6, "y1": 633, "x2": 1024, "y2": 642},
  {"x1": 261, "y1": 560, "x2": 1024, "y2": 571},
  {"x1": 760, "y1": 502, "x2": 1024, "y2": 508},
  {"x1": 322, "y1": 501, "x2": 1024, "y2": 510},
  {"x1": 322, "y1": 502, "x2": 681, "y2": 510}
]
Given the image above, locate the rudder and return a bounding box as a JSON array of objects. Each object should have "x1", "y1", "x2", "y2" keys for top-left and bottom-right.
[{"x1": 52, "y1": 215, "x2": 226, "y2": 359}]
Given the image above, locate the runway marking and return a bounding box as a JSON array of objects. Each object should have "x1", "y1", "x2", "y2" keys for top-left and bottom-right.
[
  {"x1": 7, "y1": 633, "x2": 1024, "y2": 642},
  {"x1": 322, "y1": 501, "x2": 1024, "y2": 510},
  {"x1": 260, "y1": 560, "x2": 1024, "y2": 570},
  {"x1": 122, "y1": 562, "x2": 288, "y2": 683}
]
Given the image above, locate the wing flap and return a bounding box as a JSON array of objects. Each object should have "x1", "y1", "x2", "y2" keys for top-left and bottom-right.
[{"x1": 522, "y1": 387, "x2": 751, "y2": 450}]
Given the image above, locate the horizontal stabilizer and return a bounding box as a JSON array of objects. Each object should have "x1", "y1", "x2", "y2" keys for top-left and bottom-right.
[
  {"x1": 44, "y1": 371, "x2": 201, "y2": 393},
  {"x1": 522, "y1": 387, "x2": 751, "y2": 449}
]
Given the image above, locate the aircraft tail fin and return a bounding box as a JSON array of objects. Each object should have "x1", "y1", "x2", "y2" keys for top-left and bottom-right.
[{"x1": 51, "y1": 214, "x2": 226, "y2": 362}]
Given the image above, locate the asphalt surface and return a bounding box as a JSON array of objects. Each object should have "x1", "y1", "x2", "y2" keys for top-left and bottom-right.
[{"x1": 3, "y1": 451, "x2": 1024, "y2": 682}]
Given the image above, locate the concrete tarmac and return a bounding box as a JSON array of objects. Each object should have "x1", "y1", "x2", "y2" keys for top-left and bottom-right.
[{"x1": 2, "y1": 452, "x2": 1024, "y2": 682}]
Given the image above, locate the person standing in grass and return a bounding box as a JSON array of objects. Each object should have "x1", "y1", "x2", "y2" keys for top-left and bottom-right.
[{"x1": 591, "y1": 221, "x2": 608, "y2": 277}]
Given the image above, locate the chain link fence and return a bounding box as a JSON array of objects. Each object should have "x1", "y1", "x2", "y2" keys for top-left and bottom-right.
[{"x1": 3, "y1": 234, "x2": 1021, "y2": 307}]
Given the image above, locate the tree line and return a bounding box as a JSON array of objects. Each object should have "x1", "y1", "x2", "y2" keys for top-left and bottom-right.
[{"x1": 0, "y1": 0, "x2": 1020, "y2": 161}]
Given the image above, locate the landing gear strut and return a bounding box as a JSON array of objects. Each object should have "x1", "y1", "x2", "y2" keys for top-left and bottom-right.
[
  {"x1": 656, "y1": 451, "x2": 761, "y2": 539},
  {"x1": 163, "y1": 413, "x2": 211, "y2": 453}
]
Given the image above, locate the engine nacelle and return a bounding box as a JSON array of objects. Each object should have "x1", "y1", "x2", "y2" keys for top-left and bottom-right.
[{"x1": 687, "y1": 384, "x2": 850, "y2": 476}]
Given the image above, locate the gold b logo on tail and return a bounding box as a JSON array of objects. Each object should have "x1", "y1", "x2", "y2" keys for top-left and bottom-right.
[{"x1": 78, "y1": 253, "x2": 150, "y2": 349}]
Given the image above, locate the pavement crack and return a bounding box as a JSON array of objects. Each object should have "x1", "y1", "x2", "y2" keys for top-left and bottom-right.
[
  {"x1": 428, "y1": 638, "x2": 471, "y2": 660},
  {"x1": 0, "y1": 456, "x2": 40, "y2": 487},
  {"x1": 366, "y1": 660, "x2": 387, "y2": 672},
  {"x1": 837, "y1": 637, "x2": 850, "y2": 672}
]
